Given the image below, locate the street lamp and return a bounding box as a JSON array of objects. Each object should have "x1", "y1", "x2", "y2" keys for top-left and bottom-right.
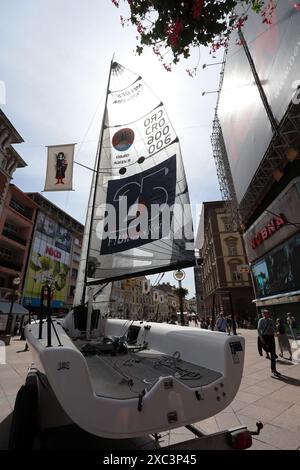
[{"x1": 174, "y1": 270, "x2": 186, "y2": 327}]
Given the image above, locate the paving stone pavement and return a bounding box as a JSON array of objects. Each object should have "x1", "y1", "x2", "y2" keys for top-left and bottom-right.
[{"x1": 0, "y1": 330, "x2": 299, "y2": 450}]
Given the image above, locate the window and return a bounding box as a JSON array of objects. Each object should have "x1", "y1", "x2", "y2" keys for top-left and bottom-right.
[
  {"x1": 222, "y1": 217, "x2": 232, "y2": 232},
  {"x1": 70, "y1": 285, "x2": 76, "y2": 297},
  {"x1": 229, "y1": 264, "x2": 242, "y2": 282},
  {"x1": 228, "y1": 245, "x2": 238, "y2": 256},
  {"x1": 225, "y1": 237, "x2": 238, "y2": 257},
  {"x1": 72, "y1": 268, "x2": 78, "y2": 279},
  {"x1": 232, "y1": 271, "x2": 242, "y2": 282},
  {"x1": 228, "y1": 258, "x2": 243, "y2": 283}
]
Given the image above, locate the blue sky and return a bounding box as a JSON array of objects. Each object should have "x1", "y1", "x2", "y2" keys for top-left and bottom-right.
[{"x1": 0, "y1": 0, "x2": 222, "y2": 298}]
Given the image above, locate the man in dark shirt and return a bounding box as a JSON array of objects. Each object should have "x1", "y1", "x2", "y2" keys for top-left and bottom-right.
[{"x1": 258, "y1": 310, "x2": 280, "y2": 377}]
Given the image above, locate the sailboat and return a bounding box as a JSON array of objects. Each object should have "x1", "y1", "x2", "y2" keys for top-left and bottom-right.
[{"x1": 23, "y1": 61, "x2": 245, "y2": 441}]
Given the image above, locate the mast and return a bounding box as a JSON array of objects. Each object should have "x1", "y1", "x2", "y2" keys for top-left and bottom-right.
[{"x1": 81, "y1": 59, "x2": 114, "y2": 305}]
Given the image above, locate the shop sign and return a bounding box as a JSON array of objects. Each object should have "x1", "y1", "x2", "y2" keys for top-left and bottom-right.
[
  {"x1": 251, "y1": 215, "x2": 286, "y2": 249},
  {"x1": 244, "y1": 177, "x2": 300, "y2": 263}
]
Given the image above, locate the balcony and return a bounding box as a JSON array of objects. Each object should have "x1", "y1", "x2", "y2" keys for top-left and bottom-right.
[
  {"x1": 0, "y1": 286, "x2": 13, "y2": 299},
  {"x1": 0, "y1": 259, "x2": 22, "y2": 272},
  {"x1": 2, "y1": 227, "x2": 27, "y2": 246},
  {"x1": 9, "y1": 199, "x2": 33, "y2": 221}
]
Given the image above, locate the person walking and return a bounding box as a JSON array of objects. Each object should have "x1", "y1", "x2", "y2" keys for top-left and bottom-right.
[
  {"x1": 257, "y1": 335, "x2": 271, "y2": 359},
  {"x1": 258, "y1": 309, "x2": 280, "y2": 377},
  {"x1": 226, "y1": 317, "x2": 232, "y2": 335},
  {"x1": 257, "y1": 312, "x2": 270, "y2": 359},
  {"x1": 286, "y1": 313, "x2": 298, "y2": 341},
  {"x1": 276, "y1": 318, "x2": 292, "y2": 360},
  {"x1": 216, "y1": 312, "x2": 227, "y2": 333}
]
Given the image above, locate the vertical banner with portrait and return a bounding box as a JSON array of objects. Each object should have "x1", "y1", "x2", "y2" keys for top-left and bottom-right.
[{"x1": 44, "y1": 144, "x2": 75, "y2": 191}]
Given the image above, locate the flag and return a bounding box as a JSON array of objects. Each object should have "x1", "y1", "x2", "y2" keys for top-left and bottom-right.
[{"x1": 44, "y1": 144, "x2": 75, "y2": 191}]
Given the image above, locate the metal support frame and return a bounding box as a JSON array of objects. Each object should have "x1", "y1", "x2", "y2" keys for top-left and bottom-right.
[
  {"x1": 212, "y1": 48, "x2": 300, "y2": 228},
  {"x1": 239, "y1": 104, "x2": 300, "y2": 224},
  {"x1": 211, "y1": 52, "x2": 241, "y2": 229}
]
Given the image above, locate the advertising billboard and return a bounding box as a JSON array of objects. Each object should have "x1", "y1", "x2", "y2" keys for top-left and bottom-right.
[
  {"x1": 218, "y1": 1, "x2": 300, "y2": 203},
  {"x1": 252, "y1": 231, "x2": 300, "y2": 298},
  {"x1": 24, "y1": 213, "x2": 72, "y2": 307},
  {"x1": 36, "y1": 213, "x2": 72, "y2": 252}
]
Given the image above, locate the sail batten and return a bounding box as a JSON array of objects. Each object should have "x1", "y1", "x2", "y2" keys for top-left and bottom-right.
[{"x1": 75, "y1": 62, "x2": 194, "y2": 299}]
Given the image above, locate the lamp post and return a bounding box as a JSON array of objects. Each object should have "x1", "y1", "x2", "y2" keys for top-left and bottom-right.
[
  {"x1": 6, "y1": 276, "x2": 21, "y2": 334},
  {"x1": 174, "y1": 270, "x2": 186, "y2": 326}
]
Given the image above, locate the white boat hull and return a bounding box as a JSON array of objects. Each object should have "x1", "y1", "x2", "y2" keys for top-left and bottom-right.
[{"x1": 26, "y1": 319, "x2": 245, "y2": 439}]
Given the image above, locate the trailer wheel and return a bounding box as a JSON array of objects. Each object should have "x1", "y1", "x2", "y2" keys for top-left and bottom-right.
[{"x1": 8, "y1": 374, "x2": 38, "y2": 450}]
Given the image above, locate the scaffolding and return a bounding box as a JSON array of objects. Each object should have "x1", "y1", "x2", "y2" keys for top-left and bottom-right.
[
  {"x1": 211, "y1": 54, "x2": 240, "y2": 230},
  {"x1": 211, "y1": 57, "x2": 300, "y2": 229},
  {"x1": 238, "y1": 102, "x2": 300, "y2": 225}
]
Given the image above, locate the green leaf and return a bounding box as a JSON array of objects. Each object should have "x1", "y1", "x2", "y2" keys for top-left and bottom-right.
[{"x1": 39, "y1": 256, "x2": 52, "y2": 271}]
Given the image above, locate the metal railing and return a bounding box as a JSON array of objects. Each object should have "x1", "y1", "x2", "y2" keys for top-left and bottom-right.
[
  {"x1": 39, "y1": 286, "x2": 62, "y2": 347},
  {"x1": 0, "y1": 259, "x2": 22, "y2": 271},
  {"x1": 9, "y1": 199, "x2": 33, "y2": 220}
]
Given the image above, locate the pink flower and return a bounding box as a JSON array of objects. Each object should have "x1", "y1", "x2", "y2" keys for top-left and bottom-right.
[
  {"x1": 186, "y1": 68, "x2": 197, "y2": 77},
  {"x1": 163, "y1": 63, "x2": 172, "y2": 72},
  {"x1": 137, "y1": 21, "x2": 145, "y2": 34}
]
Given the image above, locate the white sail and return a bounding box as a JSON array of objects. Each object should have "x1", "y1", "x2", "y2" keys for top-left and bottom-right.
[{"x1": 76, "y1": 61, "x2": 194, "y2": 302}]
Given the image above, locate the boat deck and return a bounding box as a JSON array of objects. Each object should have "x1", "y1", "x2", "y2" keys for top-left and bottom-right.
[{"x1": 84, "y1": 350, "x2": 222, "y2": 399}]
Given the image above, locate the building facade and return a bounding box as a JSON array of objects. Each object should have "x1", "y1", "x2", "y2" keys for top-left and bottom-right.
[
  {"x1": 0, "y1": 109, "x2": 26, "y2": 217},
  {"x1": 108, "y1": 278, "x2": 180, "y2": 322},
  {"x1": 196, "y1": 201, "x2": 255, "y2": 322},
  {"x1": 194, "y1": 254, "x2": 205, "y2": 317},
  {"x1": 0, "y1": 185, "x2": 38, "y2": 300},
  {"x1": 23, "y1": 193, "x2": 84, "y2": 313},
  {"x1": 187, "y1": 297, "x2": 197, "y2": 314},
  {"x1": 109, "y1": 277, "x2": 147, "y2": 320},
  {"x1": 0, "y1": 109, "x2": 39, "y2": 305}
]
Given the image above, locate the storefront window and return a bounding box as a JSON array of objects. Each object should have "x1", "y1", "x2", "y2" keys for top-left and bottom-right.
[{"x1": 252, "y1": 231, "x2": 300, "y2": 297}]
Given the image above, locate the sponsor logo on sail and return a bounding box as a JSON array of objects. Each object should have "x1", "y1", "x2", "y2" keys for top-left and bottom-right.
[{"x1": 112, "y1": 128, "x2": 134, "y2": 152}]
